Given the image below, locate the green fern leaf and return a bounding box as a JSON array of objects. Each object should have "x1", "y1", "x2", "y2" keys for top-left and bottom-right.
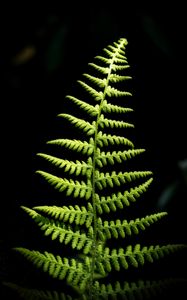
[
  {"x1": 97, "y1": 132, "x2": 134, "y2": 148},
  {"x1": 96, "y1": 148, "x2": 145, "y2": 167},
  {"x1": 96, "y1": 170, "x2": 152, "y2": 190},
  {"x1": 58, "y1": 114, "x2": 95, "y2": 135},
  {"x1": 103, "y1": 48, "x2": 116, "y2": 58},
  {"x1": 77, "y1": 80, "x2": 103, "y2": 101},
  {"x1": 14, "y1": 248, "x2": 89, "y2": 288},
  {"x1": 102, "y1": 100, "x2": 133, "y2": 114},
  {"x1": 99, "y1": 114, "x2": 134, "y2": 129},
  {"x1": 10, "y1": 37, "x2": 186, "y2": 300},
  {"x1": 109, "y1": 73, "x2": 132, "y2": 83},
  {"x1": 36, "y1": 171, "x2": 92, "y2": 199},
  {"x1": 95, "y1": 55, "x2": 128, "y2": 66},
  {"x1": 33, "y1": 205, "x2": 93, "y2": 227},
  {"x1": 109, "y1": 42, "x2": 127, "y2": 55},
  {"x1": 100, "y1": 244, "x2": 185, "y2": 272},
  {"x1": 37, "y1": 153, "x2": 92, "y2": 177},
  {"x1": 3, "y1": 283, "x2": 74, "y2": 300},
  {"x1": 112, "y1": 64, "x2": 130, "y2": 72},
  {"x1": 113, "y1": 57, "x2": 128, "y2": 64},
  {"x1": 95, "y1": 178, "x2": 153, "y2": 213},
  {"x1": 106, "y1": 86, "x2": 132, "y2": 97},
  {"x1": 108, "y1": 43, "x2": 127, "y2": 54},
  {"x1": 93, "y1": 278, "x2": 187, "y2": 300},
  {"x1": 65, "y1": 95, "x2": 99, "y2": 116},
  {"x1": 11, "y1": 277, "x2": 179, "y2": 300},
  {"x1": 47, "y1": 138, "x2": 94, "y2": 155},
  {"x1": 21, "y1": 207, "x2": 93, "y2": 253},
  {"x1": 94, "y1": 55, "x2": 112, "y2": 64},
  {"x1": 98, "y1": 212, "x2": 167, "y2": 239},
  {"x1": 88, "y1": 62, "x2": 109, "y2": 74},
  {"x1": 82, "y1": 73, "x2": 106, "y2": 88}
]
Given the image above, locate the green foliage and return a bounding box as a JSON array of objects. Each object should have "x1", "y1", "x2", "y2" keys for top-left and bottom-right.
[
  {"x1": 6, "y1": 38, "x2": 186, "y2": 299},
  {"x1": 4, "y1": 283, "x2": 73, "y2": 300}
]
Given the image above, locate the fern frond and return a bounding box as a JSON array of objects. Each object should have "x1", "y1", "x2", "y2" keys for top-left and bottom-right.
[
  {"x1": 4, "y1": 283, "x2": 73, "y2": 300},
  {"x1": 103, "y1": 48, "x2": 115, "y2": 58},
  {"x1": 94, "y1": 55, "x2": 112, "y2": 64},
  {"x1": 116, "y1": 53, "x2": 127, "y2": 60},
  {"x1": 109, "y1": 74, "x2": 132, "y2": 83},
  {"x1": 95, "y1": 170, "x2": 152, "y2": 190},
  {"x1": 97, "y1": 212, "x2": 167, "y2": 239},
  {"x1": 37, "y1": 153, "x2": 92, "y2": 177},
  {"x1": 47, "y1": 139, "x2": 94, "y2": 155},
  {"x1": 95, "y1": 55, "x2": 128, "y2": 65},
  {"x1": 106, "y1": 86, "x2": 132, "y2": 97},
  {"x1": 5, "y1": 278, "x2": 187, "y2": 300},
  {"x1": 96, "y1": 149, "x2": 145, "y2": 167},
  {"x1": 99, "y1": 114, "x2": 134, "y2": 129},
  {"x1": 105, "y1": 41, "x2": 127, "y2": 55},
  {"x1": 97, "y1": 132, "x2": 134, "y2": 148},
  {"x1": 108, "y1": 44, "x2": 125, "y2": 53},
  {"x1": 88, "y1": 62, "x2": 109, "y2": 74},
  {"x1": 113, "y1": 57, "x2": 128, "y2": 64},
  {"x1": 21, "y1": 207, "x2": 93, "y2": 253},
  {"x1": 36, "y1": 171, "x2": 92, "y2": 200},
  {"x1": 11, "y1": 37, "x2": 186, "y2": 300},
  {"x1": 112, "y1": 64, "x2": 130, "y2": 72},
  {"x1": 66, "y1": 95, "x2": 99, "y2": 117},
  {"x1": 103, "y1": 49, "x2": 127, "y2": 62},
  {"x1": 58, "y1": 114, "x2": 95, "y2": 135},
  {"x1": 100, "y1": 244, "x2": 185, "y2": 272},
  {"x1": 32, "y1": 205, "x2": 93, "y2": 227},
  {"x1": 14, "y1": 248, "x2": 90, "y2": 289},
  {"x1": 108, "y1": 43, "x2": 126, "y2": 55},
  {"x1": 93, "y1": 278, "x2": 187, "y2": 300},
  {"x1": 77, "y1": 80, "x2": 103, "y2": 101},
  {"x1": 102, "y1": 100, "x2": 133, "y2": 114},
  {"x1": 82, "y1": 74, "x2": 106, "y2": 88},
  {"x1": 95, "y1": 178, "x2": 153, "y2": 213}
]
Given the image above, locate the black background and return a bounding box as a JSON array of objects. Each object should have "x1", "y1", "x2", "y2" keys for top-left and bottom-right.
[{"x1": 0, "y1": 3, "x2": 187, "y2": 299}]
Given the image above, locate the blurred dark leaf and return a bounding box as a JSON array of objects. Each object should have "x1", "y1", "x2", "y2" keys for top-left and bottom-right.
[
  {"x1": 178, "y1": 159, "x2": 187, "y2": 185},
  {"x1": 45, "y1": 26, "x2": 68, "y2": 72},
  {"x1": 12, "y1": 46, "x2": 36, "y2": 65},
  {"x1": 157, "y1": 180, "x2": 179, "y2": 209},
  {"x1": 141, "y1": 15, "x2": 175, "y2": 58}
]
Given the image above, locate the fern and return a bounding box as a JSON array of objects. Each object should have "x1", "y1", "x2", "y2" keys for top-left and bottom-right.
[
  {"x1": 6, "y1": 38, "x2": 186, "y2": 299},
  {"x1": 4, "y1": 278, "x2": 187, "y2": 300}
]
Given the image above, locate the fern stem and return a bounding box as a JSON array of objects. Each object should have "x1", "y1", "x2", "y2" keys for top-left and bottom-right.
[{"x1": 88, "y1": 39, "x2": 127, "y2": 299}]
